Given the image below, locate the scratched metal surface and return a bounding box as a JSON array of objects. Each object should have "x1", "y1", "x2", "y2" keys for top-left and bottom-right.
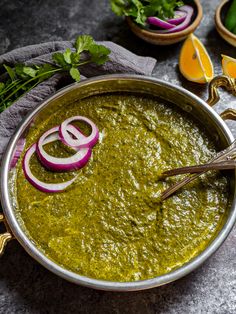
[{"x1": 0, "y1": 1, "x2": 236, "y2": 313}]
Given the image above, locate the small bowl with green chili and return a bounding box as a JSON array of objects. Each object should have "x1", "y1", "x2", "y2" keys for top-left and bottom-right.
[{"x1": 215, "y1": 0, "x2": 236, "y2": 47}]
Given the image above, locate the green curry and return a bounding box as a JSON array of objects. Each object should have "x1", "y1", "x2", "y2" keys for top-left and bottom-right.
[{"x1": 13, "y1": 93, "x2": 230, "y2": 282}]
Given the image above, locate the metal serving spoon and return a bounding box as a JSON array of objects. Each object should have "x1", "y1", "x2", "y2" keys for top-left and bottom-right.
[
  {"x1": 161, "y1": 139, "x2": 236, "y2": 201},
  {"x1": 162, "y1": 160, "x2": 236, "y2": 177}
]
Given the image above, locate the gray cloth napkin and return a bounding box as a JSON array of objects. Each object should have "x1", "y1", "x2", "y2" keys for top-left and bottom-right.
[{"x1": 0, "y1": 40, "x2": 156, "y2": 161}]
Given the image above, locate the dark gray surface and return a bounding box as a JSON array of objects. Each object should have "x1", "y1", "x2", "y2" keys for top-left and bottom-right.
[{"x1": 0, "y1": 0, "x2": 236, "y2": 313}]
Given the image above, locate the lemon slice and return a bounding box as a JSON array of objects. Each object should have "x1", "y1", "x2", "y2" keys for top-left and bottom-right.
[
  {"x1": 222, "y1": 54, "x2": 236, "y2": 78},
  {"x1": 179, "y1": 34, "x2": 214, "y2": 84}
]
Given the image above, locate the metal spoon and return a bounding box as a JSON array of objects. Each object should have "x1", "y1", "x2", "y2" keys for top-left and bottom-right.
[
  {"x1": 161, "y1": 139, "x2": 236, "y2": 201},
  {"x1": 162, "y1": 160, "x2": 236, "y2": 177}
]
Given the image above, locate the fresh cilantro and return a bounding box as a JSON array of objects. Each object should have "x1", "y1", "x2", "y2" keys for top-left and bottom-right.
[
  {"x1": 52, "y1": 52, "x2": 68, "y2": 68},
  {"x1": 3, "y1": 65, "x2": 15, "y2": 81},
  {"x1": 0, "y1": 82, "x2": 5, "y2": 92},
  {"x1": 69, "y1": 67, "x2": 81, "y2": 82},
  {"x1": 0, "y1": 35, "x2": 111, "y2": 113},
  {"x1": 89, "y1": 44, "x2": 111, "y2": 65},
  {"x1": 22, "y1": 66, "x2": 38, "y2": 78},
  {"x1": 63, "y1": 48, "x2": 72, "y2": 64},
  {"x1": 74, "y1": 34, "x2": 94, "y2": 53},
  {"x1": 110, "y1": 0, "x2": 185, "y2": 26},
  {"x1": 111, "y1": 0, "x2": 126, "y2": 16}
]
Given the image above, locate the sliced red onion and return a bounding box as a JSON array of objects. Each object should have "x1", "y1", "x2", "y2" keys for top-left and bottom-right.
[
  {"x1": 11, "y1": 137, "x2": 26, "y2": 168},
  {"x1": 36, "y1": 125, "x2": 91, "y2": 172},
  {"x1": 153, "y1": 5, "x2": 194, "y2": 34},
  {"x1": 166, "y1": 10, "x2": 187, "y2": 25},
  {"x1": 146, "y1": 17, "x2": 175, "y2": 29},
  {"x1": 23, "y1": 144, "x2": 78, "y2": 193},
  {"x1": 59, "y1": 116, "x2": 99, "y2": 149}
]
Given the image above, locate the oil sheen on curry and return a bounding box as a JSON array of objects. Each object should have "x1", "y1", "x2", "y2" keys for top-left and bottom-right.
[{"x1": 13, "y1": 93, "x2": 230, "y2": 282}]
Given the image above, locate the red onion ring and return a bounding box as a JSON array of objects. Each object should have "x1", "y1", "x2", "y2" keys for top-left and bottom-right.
[
  {"x1": 11, "y1": 137, "x2": 26, "y2": 168},
  {"x1": 146, "y1": 17, "x2": 175, "y2": 29},
  {"x1": 153, "y1": 5, "x2": 194, "y2": 34},
  {"x1": 23, "y1": 143, "x2": 78, "y2": 193},
  {"x1": 59, "y1": 116, "x2": 99, "y2": 149},
  {"x1": 36, "y1": 125, "x2": 92, "y2": 172},
  {"x1": 166, "y1": 10, "x2": 187, "y2": 25}
]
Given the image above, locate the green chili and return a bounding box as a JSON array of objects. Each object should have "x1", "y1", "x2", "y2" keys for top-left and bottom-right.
[{"x1": 225, "y1": 0, "x2": 236, "y2": 34}]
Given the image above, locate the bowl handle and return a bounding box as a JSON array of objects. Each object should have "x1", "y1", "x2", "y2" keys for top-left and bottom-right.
[
  {"x1": 206, "y1": 75, "x2": 236, "y2": 120},
  {"x1": 0, "y1": 213, "x2": 13, "y2": 256}
]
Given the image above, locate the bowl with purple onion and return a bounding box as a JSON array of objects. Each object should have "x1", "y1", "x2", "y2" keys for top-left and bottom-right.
[{"x1": 111, "y1": 0, "x2": 203, "y2": 45}]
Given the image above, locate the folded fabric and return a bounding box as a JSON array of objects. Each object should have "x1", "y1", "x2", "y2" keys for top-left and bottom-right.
[{"x1": 0, "y1": 40, "x2": 156, "y2": 161}]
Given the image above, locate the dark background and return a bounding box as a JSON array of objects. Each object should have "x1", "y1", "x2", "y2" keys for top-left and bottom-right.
[{"x1": 0, "y1": 1, "x2": 236, "y2": 313}]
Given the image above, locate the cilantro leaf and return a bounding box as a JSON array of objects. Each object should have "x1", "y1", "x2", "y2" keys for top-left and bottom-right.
[
  {"x1": 70, "y1": 52, "x2": 80, "y2": 64},
  {"x1": 3, "y1": 65, "x2": 15, "y2": 81},
  {"x1": 63, "y1": 48, "x2": 72, "y2": 64},
  {"x1": 89, "y1": 44, "x2": 111, "y2": 65},
  {"x1": 15, "y1": 64, "x2": 30, "y2": 79},
  {"x1": 0, "y1": 82, "x2": 5, "y2": 92},
  {"x1": 110, "y1": 0, "x2": 126, "y2": 16},
  {"x1": 74, "y1": 35, "x2": 94, "y2": 54},
  {"x1": 52, "y1": 52, "x2": 68, "y2": 68},
  {"x1": 69, "y1": 67, "x2": 81, "y2": 82},
  {"x1": 130, "y1": 0, "x2": 146, "y2": 25},
  {"x1": 37, "y1": 64, "x2": 57, "y2": 81},
  {"x1": 22, "y1": 66, "x2": 38, "y2": 78}
]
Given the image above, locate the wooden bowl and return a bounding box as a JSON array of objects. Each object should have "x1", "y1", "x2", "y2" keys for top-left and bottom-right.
[
  {"x1": 215, "y1": 0, "x2": 236, "y2": 47},
  {"x1": 126, "y1": 0, "x2": 203, "y2": 45}
]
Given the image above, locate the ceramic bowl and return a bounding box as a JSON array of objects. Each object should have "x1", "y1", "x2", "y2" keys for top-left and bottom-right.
[
  {"x1": 126, "y1": 0, "x2": 203, "y2": 45},
  {"x1": 215, "y1": 0, "x2": 236, "y2": 47}
]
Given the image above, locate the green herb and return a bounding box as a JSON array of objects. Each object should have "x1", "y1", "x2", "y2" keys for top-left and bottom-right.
[
  {"x1": 0, "y1": 35, "x2": 110, "y2": 113},
  {"x1": 225, "y1": 0, "x2": 236, "y2": 34},
  {"x1": 110, "y1": 0, "x2": 184, "y2": 26}
]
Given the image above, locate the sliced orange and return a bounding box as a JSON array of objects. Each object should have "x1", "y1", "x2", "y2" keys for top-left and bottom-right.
[
  {"x1": 222, "y1": 54, "x2": 236, "y2": 78},
  {"x1": 179, "y1": 34, "x2": 214, "y2": 84}
]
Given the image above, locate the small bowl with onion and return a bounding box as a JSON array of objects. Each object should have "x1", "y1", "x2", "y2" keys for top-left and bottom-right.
[
  {"x1": 215, "y1": 0, "x2": 236, "y2": 47},
  {"x1": 111, "y1": 0, "x2": 203, "y2": 45}
]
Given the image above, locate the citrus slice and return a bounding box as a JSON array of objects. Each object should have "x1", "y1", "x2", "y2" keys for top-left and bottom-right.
[
  {"x1": 222, "y1": 54, "x2": 236, "y2": 78},
  {"x1": 179, "y1": 34, "x2": 214, "y2": 84}
]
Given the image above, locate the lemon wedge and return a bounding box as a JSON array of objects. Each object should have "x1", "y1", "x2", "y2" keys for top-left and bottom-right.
[
  {"x1": 179, "y1": 34, "x2": 214, "y2": 84},
  {"x1": 222, "y1": 54, "x2": 236, "y2": 78}
]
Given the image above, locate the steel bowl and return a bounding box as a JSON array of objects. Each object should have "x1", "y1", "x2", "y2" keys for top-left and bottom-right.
[{"x1": 1, "y1": 74, "x2": 236, "y2": 291}]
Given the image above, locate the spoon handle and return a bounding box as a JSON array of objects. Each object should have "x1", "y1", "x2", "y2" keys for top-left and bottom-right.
[{"x1": 163, "y1": 160, "x2": 236, "y2": 177}]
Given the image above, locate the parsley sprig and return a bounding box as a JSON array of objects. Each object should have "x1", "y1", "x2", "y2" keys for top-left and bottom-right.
[
  {"x1": 110, "y1": 0, "x2": 185, "y2": 26},
  {"x1": 0, "y1": 35, "x2": 111, "y2": 113}
]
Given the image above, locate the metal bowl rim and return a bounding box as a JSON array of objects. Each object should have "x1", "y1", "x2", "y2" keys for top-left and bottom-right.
[{"x1": 1, "y1": 74, "x2": 236, "y2": 291}]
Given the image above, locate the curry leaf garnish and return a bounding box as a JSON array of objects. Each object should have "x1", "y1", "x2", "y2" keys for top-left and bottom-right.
[
  {"x1": 110, "y1": 0, "x2": 185, "y2": 26},
  {"x1": 0, "y1": 35, "x2": 111, "y2": 113}
]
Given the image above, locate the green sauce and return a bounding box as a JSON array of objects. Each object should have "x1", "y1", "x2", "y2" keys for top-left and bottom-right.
[{"x1": 14, "y1": 93, "x2": 230, "y2": 282}]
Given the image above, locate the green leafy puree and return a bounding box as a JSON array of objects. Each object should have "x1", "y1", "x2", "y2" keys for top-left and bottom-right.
[
  {"x1": 14, "y1": 94, "x2": 230, "y2": 282},
  {"x1": 110, "y1": 0, "x2": 184, "y2": 26},
  {"x1": 0, "y1": 35, "x2": 110, "y2": 113}
]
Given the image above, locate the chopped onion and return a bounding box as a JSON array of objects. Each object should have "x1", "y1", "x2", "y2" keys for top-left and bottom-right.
[
  {"x1": 36, "y1": 125, "x2": 92, "y2": 172},
  {"x1": 23, "y1": 144, "x2": 78, "y2": 193},
  {"x1": 152, "y1": 5, "x2": 194, "y2": 34},
  {"x1": 166, "y1": 10, "x2": 187, "y2": 25},
  {"x1": 59, "y1": 116, "x2": 99, "y2": 149},
  {"x1": 147, "y1": 17, "x2": 175, "y2": 29}
]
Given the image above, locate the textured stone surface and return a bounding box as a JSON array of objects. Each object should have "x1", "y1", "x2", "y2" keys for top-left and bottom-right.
[{"x1": 0, "y1": 0, "x2": 236, "y2": 313}]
